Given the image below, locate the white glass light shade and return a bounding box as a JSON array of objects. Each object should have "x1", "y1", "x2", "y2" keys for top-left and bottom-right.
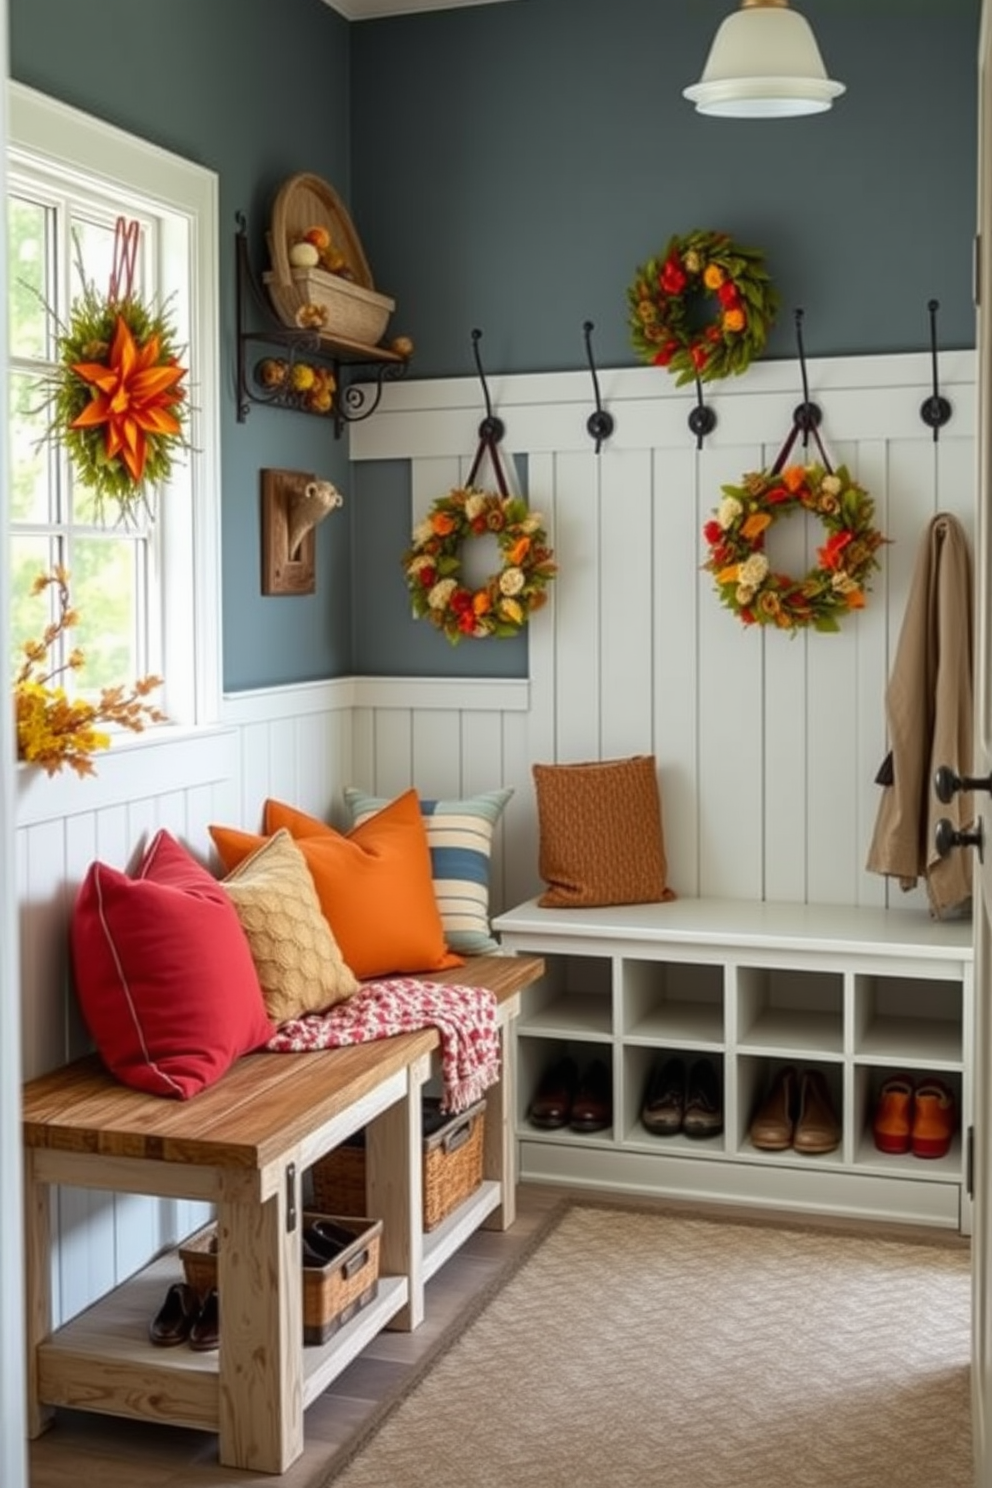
[{"x1": 684, "y1": 2, "x2": 845, "y2": 118}]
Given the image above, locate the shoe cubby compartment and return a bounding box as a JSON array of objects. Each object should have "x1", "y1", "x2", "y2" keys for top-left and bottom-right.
[
  {"x1": 852, "y1": 973, "x2": 963, "y2": 1066},
  {"x1": 516, "y1": 955, "x2": 612, "y2": 1040},
  {"x1": 851, "y1": 1063, "x2": 963, "y2": 1174},
  {"x1": 620, "y1": 959, "x2": 724, "y2": 1046},
  {"x1": 735, "y1": 965, "x2": 843, "y2": 1057},
  {"x1": 736, "y1": 1054, "x2": 848, "y2": 1162},
  {"x1": 625, "y1": 1045, "x2": 726, "y2": 1154},
  {"x1": 516, "y1": 1036, "x2": 615, "y2": 1141}
]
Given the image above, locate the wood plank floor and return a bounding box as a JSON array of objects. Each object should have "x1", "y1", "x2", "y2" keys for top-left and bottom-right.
[{"x1": 26, "y1": 1183, "x2": 970, "y2": 1488}]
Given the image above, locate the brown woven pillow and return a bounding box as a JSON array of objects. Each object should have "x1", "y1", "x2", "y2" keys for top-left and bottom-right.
[{"x1": 532, "y1": 755, "x2": 676, "y2": 909}]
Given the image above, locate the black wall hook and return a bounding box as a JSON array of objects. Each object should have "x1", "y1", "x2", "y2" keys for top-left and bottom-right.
[
  {"x1": 471, "y1": 328, "x2": 505, "y2": 444},
  {"x1": 582, "y1": 320, "x2": 615, "y2": 452},
  {"x1": 791, "y1": 308, "x2": 822, "y2": 444},
  {"x1": 920, "y1": 299, "x2": 952, "y2": 441},
  {"x1": 688, "y1": 376, "x2": 717, "y2": 450}
]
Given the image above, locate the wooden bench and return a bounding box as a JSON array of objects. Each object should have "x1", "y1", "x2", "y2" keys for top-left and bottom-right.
[{"x1": 22, "y1": 953, "x2": 543, "y2": 1474}]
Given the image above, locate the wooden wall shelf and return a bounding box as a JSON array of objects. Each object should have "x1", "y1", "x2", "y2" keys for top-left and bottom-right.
[{"x1": 235, "y1": 212, "x2": 410, "y2": 438}]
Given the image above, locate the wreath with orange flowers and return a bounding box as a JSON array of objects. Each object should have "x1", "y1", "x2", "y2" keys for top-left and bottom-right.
[
  {"x1": 37, "y1": 220, "x2": 189, "y2": 525},
  {"x1": 628, "y1": 229, "x2": 779, "y2": 387},
  {"x1": 702, "y1": 463, "x2": 886, "y2": 633},
  {"x1": 402, "y1": 487, "x2": 557, "y2": 645}
]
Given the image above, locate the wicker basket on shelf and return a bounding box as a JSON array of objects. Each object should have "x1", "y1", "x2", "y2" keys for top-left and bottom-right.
[
  {"x1": 178, "y1": 1213, "x2": 382, "y2": 1345},
  {"x1": 265, "y1": 171, "x2": 394, "y2": 347},
  {"x1": 312, "y1": 1097, "x2": 486, "y2": 1233}
]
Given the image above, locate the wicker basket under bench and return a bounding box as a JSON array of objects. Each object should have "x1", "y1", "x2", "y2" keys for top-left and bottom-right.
[
  {"x1": 313, "y1": 1096, "x2": 487, "y2": 1232},
  {"x1": 22, "y1": 951, "x2": 544, "y2": 1475}
]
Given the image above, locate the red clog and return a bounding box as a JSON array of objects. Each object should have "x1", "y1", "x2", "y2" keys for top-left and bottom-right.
[
  {"x1": 873, "y1": 1075, "x2": 913, "y2": 1154},
  {"x1": 912, "y1": 1078, "x2": 955, "y2": 1160}
]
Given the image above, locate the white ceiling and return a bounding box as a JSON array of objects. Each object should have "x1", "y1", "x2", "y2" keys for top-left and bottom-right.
[{"x1": 326, "y1": 0, "x2": 514, "y2": 19}]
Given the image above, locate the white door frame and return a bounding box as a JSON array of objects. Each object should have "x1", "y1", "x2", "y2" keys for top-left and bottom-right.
[{"x1": 0, "y1": 2, "x2": 29, "y2": 1485}]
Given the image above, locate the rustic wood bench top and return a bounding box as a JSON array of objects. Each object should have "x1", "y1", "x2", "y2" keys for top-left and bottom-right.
[{"x1": 22, "y1": 954, "x2": 543, "y2": 1173}]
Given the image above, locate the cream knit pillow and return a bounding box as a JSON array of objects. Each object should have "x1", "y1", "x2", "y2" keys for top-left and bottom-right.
[{"x1": 219, "y1": 828, "x2": 359, "y2": 1023}]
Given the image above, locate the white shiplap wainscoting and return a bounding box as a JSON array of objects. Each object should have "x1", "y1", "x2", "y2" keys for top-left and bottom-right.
[
  {"x1": 351, "y1": 350, "x2": 978, "y2": 912},
  {"x1": 14, "y1": 350, "x2": 977, "y2": 1327}
]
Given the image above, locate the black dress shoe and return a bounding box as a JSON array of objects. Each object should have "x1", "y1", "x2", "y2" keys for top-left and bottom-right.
[
  {"x1": 149, "y1": 1281, "x2": 198, "y2": 1347},
  {"x1": 682, "y1": 1058, "x2": 724, "y2": 1139},
  {"x1": 302, "y1": 1218, "x2": 355, "y2": 1266},
  {"x1": 528, "y1": 1056, "x2": 579, "y2": 1129},
  {"x1": 570, "y1": 1059, "x2": 612, "y2": 1133},
  {"x1": 641, "y1": 1057, "x2": 686, "y2": 1135},
  {"x1": 188, "y1": 1288, "x2": 220, "y2": 1352}
]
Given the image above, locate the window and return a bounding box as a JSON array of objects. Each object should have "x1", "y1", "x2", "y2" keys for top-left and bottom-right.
[{"x1": 7, "y1": 83, "x2": 221, "y2": 731}]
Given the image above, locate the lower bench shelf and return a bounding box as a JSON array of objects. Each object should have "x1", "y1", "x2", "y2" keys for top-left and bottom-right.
[{"x1": 35, "y1": 1250, "x2": 411, "y2": 1428}]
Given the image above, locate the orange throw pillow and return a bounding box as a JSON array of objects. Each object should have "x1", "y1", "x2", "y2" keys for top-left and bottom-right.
[{"x1": 210, "y1": 790, "x2": 463, "y2": 981}]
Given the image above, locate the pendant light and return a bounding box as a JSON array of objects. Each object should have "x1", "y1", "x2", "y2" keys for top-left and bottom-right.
[{"x1": 684, "y1": 0, "x2": 845, "y2": 118}]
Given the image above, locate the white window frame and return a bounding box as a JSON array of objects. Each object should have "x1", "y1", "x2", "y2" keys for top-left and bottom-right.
[{"x1": 7, "y1": 81, "x2": 222, "y2": 734}]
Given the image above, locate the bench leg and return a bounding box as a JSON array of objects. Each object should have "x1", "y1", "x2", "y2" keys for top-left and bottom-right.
[
  {"x1": 369, "y1": 1059, "x2": 425, "y2": 1331},
  {"x1": 216, "y1": 1170, "x2": 303, "y2": 1472},
  {"x1": 483, "y1": 1002, "x2": 518, "y2": 1232},
  {"x1": 23, "y1": 1152, "x2": 54, "y2": 1439}
]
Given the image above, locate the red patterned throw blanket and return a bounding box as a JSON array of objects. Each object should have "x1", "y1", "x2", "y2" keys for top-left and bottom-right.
[{"x1": 267, "y1": 978, "x2": 500, "y2": 1113}]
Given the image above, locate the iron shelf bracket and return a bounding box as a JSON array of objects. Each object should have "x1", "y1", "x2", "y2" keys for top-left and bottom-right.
[{"x1": 234, "y1": 211, "x2": 409, "y2": 438}]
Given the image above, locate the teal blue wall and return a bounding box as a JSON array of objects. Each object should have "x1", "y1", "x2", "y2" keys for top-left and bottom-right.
[
  {"x1": 350, "y1": 0, "x2": 980, "y2": 378},
  {"x1": 8, "y1": 0, "x2": 983, "y2": 687}
]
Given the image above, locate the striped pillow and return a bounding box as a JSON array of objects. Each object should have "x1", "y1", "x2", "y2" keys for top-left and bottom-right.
[{"x1": 343, "y1": 786, "x2": 513, "y2": 956}]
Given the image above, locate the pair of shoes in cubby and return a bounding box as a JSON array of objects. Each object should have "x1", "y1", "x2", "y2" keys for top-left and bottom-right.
[
  {"x1": 641, "y1": 1056, "x2": 723, "y2": 1138},
  {"x1": 873, "y1": 1075, "x2": 955, "y2": 1159},
  {"x1": 749, "y1": 1066, "x2": 841, "y2": 1155},
  {"x1": 528, "y1": 1055, "x2": 612, "y2": 1132}
]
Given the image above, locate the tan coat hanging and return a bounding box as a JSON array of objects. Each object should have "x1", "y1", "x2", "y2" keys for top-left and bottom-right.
[{"x1": 866, "y1": 511, "x2": 974, "y2": 918}]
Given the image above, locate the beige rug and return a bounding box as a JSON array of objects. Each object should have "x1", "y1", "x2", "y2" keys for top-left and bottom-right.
[{"x1": 323, "y1": 1202, "x2": 972, "y2": 1488}]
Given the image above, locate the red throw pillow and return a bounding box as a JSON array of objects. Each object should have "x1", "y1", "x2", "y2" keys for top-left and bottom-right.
[
  {"x1": 70, "y1": 829, "x2": 275, "y2": 1099},
  {"x1": 210, "y1": 789, "x2": 463, "y2": 981}
]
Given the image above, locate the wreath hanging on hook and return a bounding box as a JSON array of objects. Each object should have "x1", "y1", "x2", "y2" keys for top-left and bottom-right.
[
  {"x1": 35, "y1": 217, "x2": 190, "y2": 526},
  {"x1": 403, "y1": 486, "x2": 557, "y2": 644},
  {"x1": 627, "y1": 228, "x2": 779, "y2": 387},
  {"x1": 702, "y1": 461, "x2": 886, "y2": 633}
]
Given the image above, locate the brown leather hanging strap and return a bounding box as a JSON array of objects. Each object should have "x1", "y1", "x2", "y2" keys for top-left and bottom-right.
[
  {"x1": 771, "y1": 409, "x2": 833, "y2": 476},
  {"x1": 467, "y1": 433, "x2": 510, "y2": 497}
]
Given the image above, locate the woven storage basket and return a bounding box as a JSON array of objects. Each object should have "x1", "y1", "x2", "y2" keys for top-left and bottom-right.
[
  {"x1": 312, "y1": 1097, "x2": 487, "y2": 1233},
  {"x1": 179, "y1": 1213, "x2": 382, "y2": 1346},
  {"x1": 301, "y1": 1212, "x2": 382, "y2": 1346},
  {"x1": 179, "y1": 1224, "x2": 217, "y2": 1300},
  {"x1": 265, "y1": 171, "x2": 394, "y2": 347},
  {"x1": 262, "y1": 266, "x2": 394, "y2": 347}
]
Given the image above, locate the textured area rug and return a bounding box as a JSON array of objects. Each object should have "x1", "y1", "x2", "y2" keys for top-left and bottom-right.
[{"x1": 323, "y1": 1203, "x2": 972, "y2": 1488}]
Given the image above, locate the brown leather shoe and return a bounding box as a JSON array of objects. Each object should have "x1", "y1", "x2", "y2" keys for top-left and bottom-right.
[
  {"x1": 570, "y1": 1059, "x2": 612, "y2": 1133},
  {"x1": 682, "y1": 1058, "x2": 723, "y2": 1139},
  {"x1": 749, "y1": 1066, "x2": 797, "y2": 1150},
  {"x1": 149, "y1": 1281, "x2": 198, "y2": 1347},
  {"x1": 793, "y1": 1068, "x2": 841, "y2": 1155},
  {"x1": 188, "y1": 1288, "x2": 220, "y2": 1352},
  {"x1": 641, "y1": 1056, "x2": 686, "y2": 1135},
  {"x1": 528, "y1": 1056, "x2": 579, "y2": 1129}
]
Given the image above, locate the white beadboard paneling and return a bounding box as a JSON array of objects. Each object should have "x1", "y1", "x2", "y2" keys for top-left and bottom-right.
[
  {"x1": 654, "y1": 444, "x2": 702, "y2": 898},
  {"x1": 599, "y1": 448, "x2": 655, "y2": 759},
  {"x1": 550, "y1": 450, "x2": 603, "y2": 760},
  {"x1": 696, "y1": 443, "x2": 766, "y2": 901},
  {"x1": 411, "y1": 711, "x2": 463, "y2": 798}
]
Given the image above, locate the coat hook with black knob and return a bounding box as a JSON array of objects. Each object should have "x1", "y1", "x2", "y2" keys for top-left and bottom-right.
[
  {"x1": 582, "y1": 320, "x2": 615, "y2": 453},
  {"x1": 471, "y1": 327, "x2": 505, "y2": 445},
  {"x1": 920, "y1": 299, "x2": 952, "y2": 441}
]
